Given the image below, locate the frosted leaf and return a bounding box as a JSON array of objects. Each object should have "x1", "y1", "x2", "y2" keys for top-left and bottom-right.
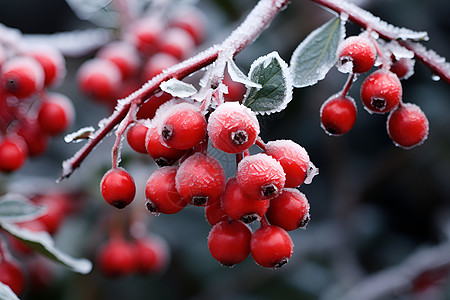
[
  {"x1": 243, "y1": 51, "x2": 293, "y2": 115},
  {"x1": 304, "y1": 161, "x2": 319, "y2": 184},
  {"x1": 160, "y1": 78, "x2": 197, "y2": 98},
  {"x1": 290, "y1": 17, "x2": 344, "y2": 88},
  {"x1": 0, "y1": 282, "x2": 20, "y2": 300},
  {"x1": 64, "y1": 126, "x2": 95, "y2": 143},
  {"x1": 66, "y1": 0, "x2": 119, "y2": 28},
  {"x1": 0, "y1": 193, "x2": 46, "y2": 223},
  {"x1": 0, "y1": 221, "x2": 92, "y2": 274},
  {"x1": 227, "y1": 59, "x2": 262, "y2": 88}
]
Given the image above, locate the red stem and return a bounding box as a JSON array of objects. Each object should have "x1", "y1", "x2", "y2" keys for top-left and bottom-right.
[{"x1": 340, "y1": 73, "x2": 354, "y2": 97}]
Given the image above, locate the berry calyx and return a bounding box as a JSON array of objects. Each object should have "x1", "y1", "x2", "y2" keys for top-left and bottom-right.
[
  {"x1": 97, "y1": 237, "x2": 137, "y2": 277},
  {"x1": 207, "y1": 220, "x2": 252, "y2": 267},
  {"x1": 264, "y1": 140, "x2": 310, "y2": 188},
  {"x1": 336, "y1": 35, "x2": 377, "y2": 74},
  {"x1": 100, "y1": 168, "x2": 136, "y2": 209},
  {"x1": 360, "y1": 69, "x2": 402, "y2": 114},
  {"x1": 145, "y1": 166, "x2": 187, "y2": 215},
  {"x1": 387, "y1": 102, "x2": 429, "y2": 149},
  {"x1": 175, "y1": 153, "x2": 226, "y2": 206},
  {"x1": 236, "y1": 153, "x2": 285, "y2": 200},
  {"x1": 320, "y1": 95, "x2": 357, "y2": 136},
  {"x1": 250, "y1": 225, "x2": 293, "y2": 269},
  {"x1": 266, "y1": 188, "x2": 310, "y2": 231},
  {"x1": 207, "y1": 102, "x2": 260, "y2": 154}
]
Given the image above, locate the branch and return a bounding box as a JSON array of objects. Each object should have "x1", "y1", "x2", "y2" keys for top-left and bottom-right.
[
  {"x1": 310, "y1": 0, "x2": 450, "y2": 83},
  {"x1": 59, "y1": 0, "x2": 290, "y2": 181}
]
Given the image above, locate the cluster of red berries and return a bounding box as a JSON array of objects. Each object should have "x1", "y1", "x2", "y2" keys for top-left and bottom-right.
[
  {"x1": 100, "y1": 93, "x2": 316, "y2": 269},
  {"x1": 77, "y1": 5, "x2": 205, "y2": 111},
  {"x1": 97, "y1": 233, "x2": 168, "y2": 277},
  {"x1": 0, "y1": 38, "x2": 74, "y2": 172},
  {"x1": 320, "y1": 33, "x2": 429, "y2": 149}
]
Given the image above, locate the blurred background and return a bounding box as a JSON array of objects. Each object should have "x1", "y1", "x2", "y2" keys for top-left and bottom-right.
[{"x1": 0, "y1": 0, "x2": 449, "y2": 299}]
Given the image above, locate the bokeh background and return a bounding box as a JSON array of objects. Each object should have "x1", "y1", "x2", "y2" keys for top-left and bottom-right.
[{"x1": 0, "y1": 0, "x2": 449, "y2": 299}]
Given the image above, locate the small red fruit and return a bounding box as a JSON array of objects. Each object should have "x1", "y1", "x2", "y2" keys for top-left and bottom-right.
[
  {"x1": 157, "y1": 27, "x2": 196, "y2": 60},
  {"x1": 390, "y1": 57, "x2": 415, "y2": 80},
  {"x1": 134, "y1": 235, "x2": 169, "y2": 274},
  {"x1": 1, "y1": 56, "x2": 45, "y2": 98},
  {"x1": 37, "y1": 92, "x2": 74, "y2": 136},
  {"x1": 0, "y1": 258, "x2": 25, "y2": 296},
  {"x1": 127, "y1": 17, "x2": 163, "y2": 57},
  {"x1": 142, "y1": 53, "x2": 179, "y2": 82},
  {"x1": 126, "y1": 122, "x2": 148, "y2": 154},
  {"x1": 320, "y1": 95, "x2": 357, "y2": 136},
  {"x1": 97, "y1": 41, "x2": 141, "y2": 79},
  {"x1": 97, "y1": 237, "x2": 137, "y2": 277},
  {"x1": 169, "y1": 6, "x2": 206, "y2": 45},
  {"x1": 205, "y1": 200, "x2": 229, "y2": 226},
  {"x1": 145, "y1": 122, "x2": 187, "y2": 166},
  {"x1": 0, "y1": 136, "x2": 28, "y2": 172},
  {"x1": 387, "y1": 102, "x2": 429, "y2": 149},
  {"x1": 100, "y1": 168, "x2": 136, "y2": 209},
  {"x1": 250, "y1": 225, "x2": 293, "y2": 269},
  {"x1": 26, "y1": 45, "x2": 66, "y2": 86},
  {"x1": 336, "y1": 35, "x2": 377, "y2": 74},
  {"x1": 208, "y1": 220, "x2": 252, "y2": 267}
]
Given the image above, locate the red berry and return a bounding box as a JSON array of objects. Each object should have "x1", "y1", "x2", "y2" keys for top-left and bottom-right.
[
  {"x1": 250, "y1": 225, "x2": 293, "y2": 269},
  {"x1": 221, "y1": 177, "x2": 270, "y2": 224},
  {"x1": 205, "y1": 200, "x2": 229, "y2": 226},
  {"x1": 266, "y1": 188, "x2": 310, "y2": 231},
  {"x1": 360, "y1": 69, "x2": 402, "y2": 114},
  {"x1": 157, "y1": 28, "x2": 196, "y2": 60},
  {"x1": 37, "y1": 92, "x2": 74, "y2": 136},
  {"x1": 136, "y1": 92, "x2": 173, "y2": 120},
  {"x1": 390, "y1": 57, "x2": 415, "y2": 80},
  {"x1": 77, "y1": 58, "x2": 122, "y2": 102},
  {"x1": 264, "y1": 140, "x2": 310, "y2": 188},
  {"x1": 169, "y1": 6, "x2": 206, "y2": 45},
  {"x1": 97, "y1": 237, "x2": 137, "y2": 277},
  {"x1": 158, "y1": 102, "x2": 207, "y2": 150},
  {"x1": 100, "y1": 168, "x2": 136, "y2": 209},
  {"x1": 236, "y1": 153, "x2": 285, "y2": 200},
  {"x1": 0, "y1": 258, "x2": 25, "y2": 296},
  {"x1": 387, "y1": 102, "x2": 429, "y2": 149},
  {"x1": 142, "y1": 53, "x2": 179, "y2": 82},
  {"x1": 223, "y1": 71, "x2": 247, "y2": 102},
  {"x1": 97, "y1": 41, "x2": 141, "y2": 79},
  {"x1": 207, "y1": 220, "x2": 252, "y2": 267},
  {"x1": 145, "y1": 122, "x2": 187, "y2": 166},
  {"x1": 26, "y1": 45, "x2": 66, "y2": 86},
  {"x1": 320, "y1": 95, "x2": 357, "y2": 136},
  {"x1": 127, "y1": 18, "x2": 163, "y2": 57},
  {"x1": 145, "y1": 166, "x2": 187, "y2": 214},
  {"x1": 16, "y1": 121, "x2": 49, "y2": 157},
  {"x1": 126, "y1": 122, "x2": 148, "y2": 154},
  {"x1": 208, "y1": 102, "x2": 260, "y2": 154},
  {"x1": 175, "y1": 152, "x2": 226, "y2": 206},
  {"x1": 337, "y1": 35, "x2": 377, "y2": 74},
  {"x1": 134, "y1": 235, "x2": 169, "y2": 274},
  {"x1": 0, "y1": 136, "x2": 27, "y2": 172},
  {"x1": 32, "y1": 193, "x2": 67, "y2": 235},
  {"x1": 1, "y1": 56, "x2": 45, "y2": 98}
]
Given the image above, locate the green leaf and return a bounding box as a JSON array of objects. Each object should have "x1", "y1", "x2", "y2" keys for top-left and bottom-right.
[
  {"x1": 290, "y1": 17, "x2": 344, "y2": 88},
  {"x1": 243, "y1": 51, "x2": 293, "y2": 115},
  {"x1": 0, "y1": 282, "x2": 20, "y2": 300},
  {"x1": 0, "y1": 222, "x2": 92, "y2": 274},
  {"x1": 0, "y1": 194, "x2": 45, "y2": 223}
]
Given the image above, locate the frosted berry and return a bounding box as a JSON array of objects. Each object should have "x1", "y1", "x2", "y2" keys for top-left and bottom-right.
[
  {"x1": 136, "y1": 92, "x2": 173, "y2": 120},
  {"x1": 175, "y1": 152, "x2": 226, "y2": 206},
  {"x1": 1, "y1": 56, "x2": 45, "y2": 98},
  {"x1": 127, "y1": 17, "x2": 163, "y2": 57},
  {"x1": 142, "y1": 53, "x2": 179, "y2": 82},
  {"x1": 97, "y1": 41, "x2": 140, "y2": 79},
  {"x1": 169, "y1": 6, "x2": 206, "y2": 45},
  {"x1": 250, "y1": 225, "x2": 293, "y2": 269},
  {"x1": 0, "y1": 136, "x2": 28, "y2": 172},
  {"x1": 387, "y1": 102, "x2": 429, "y2": 149},
  {"x1": 159, "y1": 102, "x2": 207, "y2": 150},
  {"x1": 16, "y1": 122, "x2": 49, "y2": 157},
  {"x1": 77, "y1": 58, "x2": 122, "y2": 102},
  {"x1": 0, "y1": 258, "x2": 25, "y2": 296},
  {"x1": 100, "y1": 168, "x2": 136, "y2": 209},
  {"x1": 223, "y1": 71, "x2": 247, "y2": 102},
  {"x1": 145, "y1": 166, "x2": 187, "y2": 215},
  {"x1": 320, "y1": 95, "x2": 357, "y2": 136},
  {"x1": 157, "y1": 27, "x2": 196, "y2": 60},
  {"x1": 266, "y1": 188, "x2": 310, "y2": 231},
  {"x1": 264, "y1": 140, "x2": 310, "y2": 188},
  {"x1": 26, "y1": 45, "x2": 66, "y2": 86},
  {"x1": 221, "y1": 177, "x2": 270, "y2": 224},
  {"x1": 127, "y1": 122, "x2": 148, "y2": 154},
  {"x1": 390, "y1": 57, "x2": 415, "y2": 80},
  {"x1": 134, "y1": 235, "x2": 169, "y2": 274},
  {"x1": 336, "y1": 35, "x2": 377, "y2": 74},
  {"x1": 208, "y1": 102, "x2": 260, "y2": 154},
  {"x1": 205, "y1": 200, "x2": 229, "y2": 226},
  {"x1": 37, "y1": 93, "x2": 74, "y2": 136},
  {"x1": 208, "y1": 220, "x2": 252, "y2": 267},
  {"x1": 145, "y1": 123, "x2": 186, "y2": 166},
  {"x1": 360, "y1": 69, "x2": 402, "y2": 114},
  {"x1": 97, "y1": 237, "x2": 137, "y2": 277},
  {"x1": 236, "y1": 153, "x2": 285, "y2": 200}
]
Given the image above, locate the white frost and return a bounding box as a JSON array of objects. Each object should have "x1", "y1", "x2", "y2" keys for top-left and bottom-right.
[
  {"x1": 64, "y1": 126, "x2": 95, "y2": 143},
  {"x1": 160, "y1": 78, "x2": 198, "y2": 98},
  {"x1": 227, "y1": 59, "x2": 262, "y2": 89}
]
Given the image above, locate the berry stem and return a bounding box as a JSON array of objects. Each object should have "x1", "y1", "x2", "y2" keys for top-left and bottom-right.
[
  {"x1": 260, "y1": 215, "x2": 270, "y2": 228},
  {"x1": 111, "y1": 102, "x2": 137, "y2": 168},
  {"x1": 255, "y1": 136, "x2": 267, "y2": 151},
  {"x1": 60, "y1": 0, "x2": 290, "y2": 180},
  {"x1": 340, "y1": 73, "x2": 355, "y2": 97}
]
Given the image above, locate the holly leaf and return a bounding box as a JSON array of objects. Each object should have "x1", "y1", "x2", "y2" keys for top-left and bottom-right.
[
  {"x1": 0, "y1": 194, "x2": 45, "y2": 223},
  {"x1": 0, "y1": 282, "x2": 20, "y2": 300},
  {"x1": 160, "y1": 78, "x2": 198, "y2": 98},
  {"x1": 290, "y1": 17, "x2": 344, "y2": 88},
  {"x1": 243, "y1": 51, "x2": 293, "y2": 115},
  {"x1": 0, "y1": 222, "x2": 92, "y2": 274}
]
